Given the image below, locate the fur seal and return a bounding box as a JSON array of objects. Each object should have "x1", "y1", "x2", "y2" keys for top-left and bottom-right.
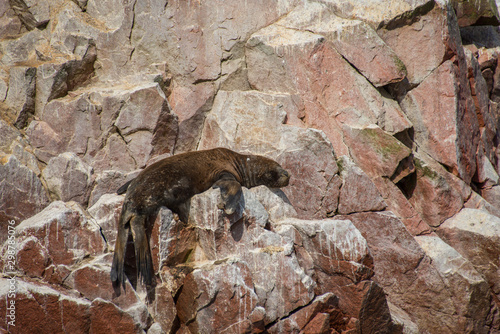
[{"x1": 111, "y1": 147, "x2": 290, "y2": 294}]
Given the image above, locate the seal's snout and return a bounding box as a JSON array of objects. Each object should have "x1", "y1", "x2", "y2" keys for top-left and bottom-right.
[{"x1": 279, "y1": 168, "x2": 290, "y2": 187}]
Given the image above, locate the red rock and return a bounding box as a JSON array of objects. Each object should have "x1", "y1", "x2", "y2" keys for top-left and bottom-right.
[
  {"x1": 302, "y1": 312, "x2": 330, "y2": 334},
  {"x1": 90, "y1": 298, "x2": 142, "y2": 334},
  {"x1": 151, "y1": 285, "x2": 177, "y2": 334},
  {"x1": 15, "y1": 201, "x2": 105, "y2": 266},
  {"x1": 15, "y1": 236, "x2": 49, "y2": 278},
  {"x1": 176, "y1": 261, "x2": 258, "y2": 333},
  {"x1": 0, "y1": 278, "x2": 91, "y2": 334}
]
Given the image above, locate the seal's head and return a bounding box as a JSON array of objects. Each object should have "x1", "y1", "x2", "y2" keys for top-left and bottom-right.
[
  {"x1": 249, "y1": 156, "x2": 290, "y2": 188},
  {"x1": 262, "y1": 165, "x2": 290, "y2": 188}
]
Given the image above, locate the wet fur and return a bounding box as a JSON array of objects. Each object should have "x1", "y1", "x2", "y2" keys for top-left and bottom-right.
[{"x1": 111, "y1": 148, "x2": 290, "y2": 295}]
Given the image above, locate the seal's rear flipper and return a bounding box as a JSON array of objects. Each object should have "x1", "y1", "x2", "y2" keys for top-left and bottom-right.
[
  {"x1": 130, "y1": 215, "x2": 154, "y2": 287},
  {"x1": 111, "y1": 212, "x2": 130, "y2": 296}
]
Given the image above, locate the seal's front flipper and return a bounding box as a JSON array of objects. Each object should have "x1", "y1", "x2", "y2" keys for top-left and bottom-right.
[{"x1": 213, "y1": 175, "x2": 242, "y2": 215}]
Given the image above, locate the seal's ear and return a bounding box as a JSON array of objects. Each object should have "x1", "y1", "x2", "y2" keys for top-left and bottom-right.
[{"x1": 213, "y1": 174, "x2": 242, "y2": 215}]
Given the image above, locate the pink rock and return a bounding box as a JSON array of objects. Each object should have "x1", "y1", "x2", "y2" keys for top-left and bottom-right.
[
  {"x1": 372, "y1": 176, "x2": 432, "y2": 236},
  {"x1": 25, "y1": 120, "x2": 64, "y2": 164},
  {"x1": 337, "y1": 156, "x2": 387, "y2": 214},
  {"x1": 0, "y1": 278, "x2": 91, "y2": 334},
  {"x1": 88, "y1": 193, "x2": 124, "y2": 249},
  {"x1": 400, "y1": 60, "x2": 479, "y2": 183},
  {"x1": 167, "y1": 82, "x2": 215, "y2": 153},
  {"x1": 42, "y1": 152, "x2": 93, "y2": 205},
  {"x1": 65, "y1": 255, "x2": 147, "y2": 313},
  {"x1": 408, "y1": 153, "x2": 471, "y2": 228},
  {"x1": 342, "y1": 211, "x2": 473, "y2": 333},
  {"x1": 438, "y1": 208, "x2": 500, "y2": 296},
  {"x1": 378, "y1": 4, "x2": 461, "y2": 85},
  {"x1": 246, "y1": 28, "x2": 411, "y2": 156},
  {"x1": 275, "y1": 2, "x2": 406, "y2": 87},
  {"x1": 481, "y1": 185, "x2": 500, "y2": 209},
  {"x1": 186, "y1": 189, "x2": 315, "y2": 324},
  {"x1": 319, "y1": 0, "x2": 433, "y2": 29},
  {"x1": 342, "y1": 125, "x2": 412, "y2": 180},
  {"x1": 416, "y1": 234, "x2": 491, "y2": 332},
  {"x1": 28, "y1": 83, "x2": 175, "y2": 173},
  {"x1": 150, "y1": 285, "x2": 177, "y2": 334},
  {"x1": 159, "y1": 0, "x2": 299, "y2": 84}
]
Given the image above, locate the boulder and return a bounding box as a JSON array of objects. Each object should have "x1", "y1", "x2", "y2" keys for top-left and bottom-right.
[
  {"x1": 0, "y1": 278, "x2": 92, "y2": 334},
  {"x1": 400, "y1": 60, "x2": 479, "y2": 183},
  {"x1": 3, "y1": 66, "x2": 36, "y2": 128},
  {"x1": 437, "y1": 208, "x2": 500, "y2": 296},
  {"x1": 15, "y1": 201, "x2": 105, "y2": 267},
  {"x1": 246, "y1": 21, "x2": 411, "y2": 157},
  {"x1": 42, "y1": 152, "x2": 93, "y2": 205},
  {"x1": 378, "y1": 3, "x2": 461, "y2": 85},
  {"x1": 342, "y1": 211, "x2": 479, "y2": 333},
  {"x1": 26, "y1": 82, "x2": 176, "y2": 172},
  {"x1": 176, "y1": 260, "x2": 259, "y2": 333},
  {"x1": 416, "y1": 234, "x2": 491, "y2": 332},
  {"x1": 271, "y1": 2, "x2": 406, "y2": 87},
  {"x1": 0, "y1": 155, "x2": 49, "y2": 237}
]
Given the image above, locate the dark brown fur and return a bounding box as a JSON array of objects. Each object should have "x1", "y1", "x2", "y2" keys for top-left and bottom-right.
[{"x1": 111, "y1": 148, "x2": 290, "y2": 294}]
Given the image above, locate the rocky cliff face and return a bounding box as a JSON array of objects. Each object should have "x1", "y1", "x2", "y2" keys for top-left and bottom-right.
[{"x1": 1, "y1": 0, "x2": 500, "y2": 333}]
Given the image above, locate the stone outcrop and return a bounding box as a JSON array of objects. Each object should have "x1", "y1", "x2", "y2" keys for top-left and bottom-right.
[{"x1": 2, "y1": 0, "x2": 500, "y2": 333}]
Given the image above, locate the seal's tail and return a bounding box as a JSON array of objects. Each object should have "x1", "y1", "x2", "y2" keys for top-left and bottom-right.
[
  {"x1": 130, "y1": 215, "x2": 154, "y2": 286},
  {"x1": 110, "y1": 209, "x2": 130, "y2": 296}
]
